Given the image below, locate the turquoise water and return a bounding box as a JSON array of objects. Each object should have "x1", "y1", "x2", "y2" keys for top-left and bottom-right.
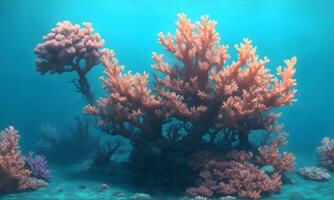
[{"x1": 1, "y1": 0, "x2": 334, "y2": 199}]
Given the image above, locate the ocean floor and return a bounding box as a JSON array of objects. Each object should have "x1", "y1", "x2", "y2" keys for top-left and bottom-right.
[{"x1": 1, "y1": 152, "x2": 333, "y2": 200}]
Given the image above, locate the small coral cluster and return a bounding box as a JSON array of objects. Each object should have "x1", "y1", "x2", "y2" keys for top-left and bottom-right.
[
  {"x1": 186, "y1": 151, "x2": 282, "y2": 199},
  {"x1": 0, "y1": 126, "x2": 48, "y2": 194},
  {"x1": 257, "y1": 144, "x2": 295, "y2": 174},
  {"x1": 317, "y1": 137, "x2": 334, "y2": 170},
  {"x1": 26, "y1": 152, "x2": 51, "y2": 181}
]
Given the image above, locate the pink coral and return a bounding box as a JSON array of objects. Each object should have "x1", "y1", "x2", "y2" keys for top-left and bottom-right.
[
  {"x1": 317, "y1": 137, "x2": 334, "y2": 170},
  {"x1": 186, "y1": 150, "x2": 282, "y2": 199},
  {"x1": 86, "y1": 14, "x2": 297, "y2": 147},
  {"x1": 84, "y1": 14, "x2": 297, "y2": 195},
  {"x1": 34, "y1": 21, "x2": 105, "y2": 103},
  {"x1": 0, "y1": 126, "x2": 47, "y2": 194},
  {"x1": 256, "y1": 144, "x2": 295, "y2": 174}
]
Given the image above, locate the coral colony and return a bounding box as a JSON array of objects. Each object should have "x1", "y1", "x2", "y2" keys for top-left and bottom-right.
[
  {"x1": 0, "y1": 127, "x2": 48, "y2": 194},
  {"x1": 1, "y1": 14, "x2": 306, "y2": 199},
  {"x1": 84, "y1": 14, "x2": 297, "y2": 199},
  {"x1": 34, "y1": 21, "x2": 105, "y2": 104}
]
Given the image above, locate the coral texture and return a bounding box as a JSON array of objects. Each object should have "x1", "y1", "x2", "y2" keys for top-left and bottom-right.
[
  {"x1": 0, "y1": 126, "x2": 47, "y2": 194},
  {"x1": 85, "y1": 14, "x2": 297, "y2": 148},
  {"x1": 317, "y1": 137, "x2": 334, "y2": 170},
  {"x1": 186, "y1": 150, "x2": 282, "y2": 199},
  {"x1": 26, "y1": 152, "x2": 51, "y2": 181},
  {"x1": 257, "y1": 144, "x2": 295, "y2": 174},
  {"x1": 34, "y1": 21, "x2": 105, "y2": 103}
]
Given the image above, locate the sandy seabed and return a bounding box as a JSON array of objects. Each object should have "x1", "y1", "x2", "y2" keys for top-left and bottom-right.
[{"x1": 1, "y1": 153, "x2": 333, "y2": 200}]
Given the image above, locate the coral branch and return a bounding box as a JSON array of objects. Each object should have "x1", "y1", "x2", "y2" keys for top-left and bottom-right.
[
  {"x1": 154, "y1": 14, "x2": 297, "y2": 144},
  {"x1": 85, "y1": 49, "x2": 163, "y2": 143}
]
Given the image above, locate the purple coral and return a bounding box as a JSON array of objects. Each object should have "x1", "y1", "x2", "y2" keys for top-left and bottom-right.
[{"x1": 26, "y1": 152, "x2": 51, "y2": 181}]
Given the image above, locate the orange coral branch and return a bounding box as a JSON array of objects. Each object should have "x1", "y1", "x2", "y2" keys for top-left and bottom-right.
[{"x1": 257, "y1": 144, "x2": 295, "y2": 174}]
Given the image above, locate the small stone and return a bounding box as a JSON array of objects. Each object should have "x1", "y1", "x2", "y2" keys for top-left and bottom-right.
[
  {"x1": 219, "y1": 196, "x2": 237, "y2": 200},
  {"x1": 261, "y1": 165, "x2": 275, "y2": 175},
  {"x1": 96, "y1": 183, "x2": 109, "y2": 192},
  {"x1": 113, "y1": 191, "x2": 126, "y2": 197},
  {"x1": 129, "y1": 193, "x2": 152, "y2": 200},
  {"x1": 116, "y1": 197, "x2": 127, "y2": 200},
  {"x1": 56, "y1": 186, "x2": 64, "y2": 192},
  {"x1": 191, "y1": 196, "x2": 207, "y2": 200},
  {"x1": 298, "y1": 167, "x2": 331, "y2": 181}
]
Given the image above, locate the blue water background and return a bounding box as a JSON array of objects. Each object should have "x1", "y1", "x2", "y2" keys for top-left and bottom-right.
[{"x1": 0, "y1": 0, "x2": 333, "y2": 155}]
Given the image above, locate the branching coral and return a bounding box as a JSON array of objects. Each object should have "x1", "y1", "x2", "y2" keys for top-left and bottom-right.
[
  {"x1": 186, "y1": 150, "x2": 282, "y2": 199},
  {"x1": 154, "y1": 14, "x2": 297, "y2": 146},
  {"x1": 86, "y1": 14, "x2": 297, "y2": 148},
  {"x1": 256, "y1": 144, "x2": 295, "y2": 174},
  {"x1": 84, "y1": 13, "x2": 297, "y2": 195},
  {"x1": 317, "y1": 137, "x2": 334, "y2": 170},
  {"x1": 26, "y1": 152, "x2": 51, "y2": 181},
  {"x1": 0, "y1": 126, "x2": 47, "y2": 194},
  {"x1": 34, "y1": 21, "x2": 105, "y2": 103}
]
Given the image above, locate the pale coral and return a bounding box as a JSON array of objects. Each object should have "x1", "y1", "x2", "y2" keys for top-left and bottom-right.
[
  {"x1": 317, "y1": 137, "x2": 334, "y2": 170},
  {"x1": 0, "y1": 126, "x2": 47, "y2": 194}
]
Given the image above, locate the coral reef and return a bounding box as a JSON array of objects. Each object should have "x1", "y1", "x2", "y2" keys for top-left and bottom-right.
[
  {"x1": 34, "y1": 21, "x2": 105, "y2": 103},
  {"x1": 84, "y1": 13, "x2": 297, "y2": 196},
  {"x1": 0, "y1": 126, "x2": 47, "y2": 194},
  {"x1": 26, "y1": 152, "x2": 51, "y2": 181},
  {"x1": 186, "y1": 150, "x2": 282, "y2": 199},
  {"x1": 298, "y1": 167, "x2": 330, "y2": 181},
  {"x1": 317, "y1": 137, "x2": 334, "y2": 170}
]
